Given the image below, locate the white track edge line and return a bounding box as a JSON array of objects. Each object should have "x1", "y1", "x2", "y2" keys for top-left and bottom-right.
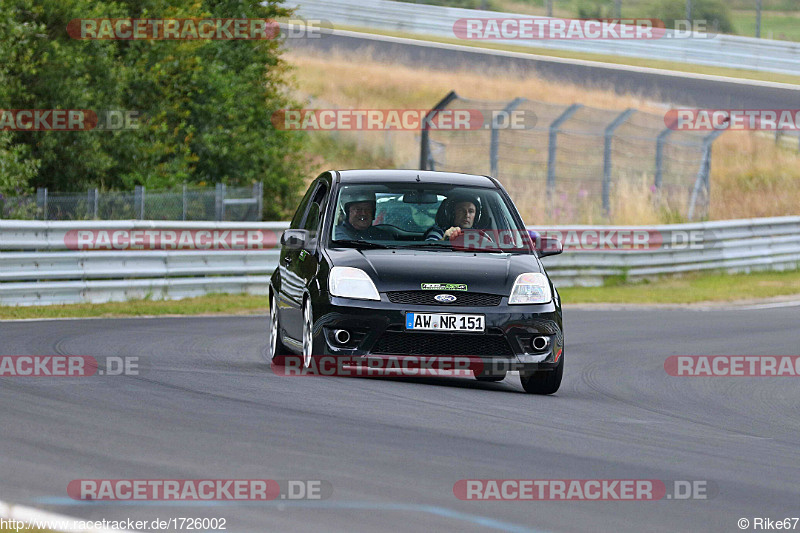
[{"x1": 0, "y1": 499, "x2": 133, "y2": 533}]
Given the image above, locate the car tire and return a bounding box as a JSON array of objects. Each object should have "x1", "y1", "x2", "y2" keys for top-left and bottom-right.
[
  {"x1": 302, "y1": 297, "x2": 315, "y2": 369},
  {"x1": 268, "y1": 292, "x2": 292, "y2": 365},
  {"x1": 520, "y1": 354, "x2": 563, "y2": 395}
]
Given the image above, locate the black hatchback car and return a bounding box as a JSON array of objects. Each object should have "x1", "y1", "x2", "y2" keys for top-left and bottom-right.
[{"x1": 268, "y1": 170, "x2": 564, "y2": 394}]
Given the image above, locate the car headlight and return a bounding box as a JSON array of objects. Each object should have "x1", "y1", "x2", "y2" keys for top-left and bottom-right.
[
  {"x1": 329, "y1": 266, "x2": 380, "y2": 301},
  {"x1": 509, "y1": 273, "x2": 552, "y2": 304}
]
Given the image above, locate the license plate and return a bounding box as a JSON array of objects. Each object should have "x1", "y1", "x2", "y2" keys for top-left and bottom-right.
[{"x1": 405, "y1": 313, "x2": 485, "y2": 332}]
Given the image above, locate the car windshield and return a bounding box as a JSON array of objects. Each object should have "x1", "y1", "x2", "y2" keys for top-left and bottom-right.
[{"x1": 329, "y1": 182, "x2": 534, "y2": 253}]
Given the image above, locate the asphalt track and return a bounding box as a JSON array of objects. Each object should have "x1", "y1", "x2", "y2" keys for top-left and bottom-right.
[
  {"x1": 287, "y1": 30, "x2": 800, "y2": 109},
  {"x1": 1, "y1": 306, "x2": 799, "y2": 532}
]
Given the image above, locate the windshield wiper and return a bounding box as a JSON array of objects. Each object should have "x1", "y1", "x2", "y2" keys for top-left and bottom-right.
[
  {"x1": 330, "y1": 239, "x2": 393, "y2": 249},
  {"x1": 404, "y1": 242, "x2": 451, "y2": 250},
  {"x1": 407, "y1": 242, "x2": 530, "y2": 253}
]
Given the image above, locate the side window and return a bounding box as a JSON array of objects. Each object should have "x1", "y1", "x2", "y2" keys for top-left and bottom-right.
[
  {"x1": 311, "y1": 182, "x2": 329, "y2": 214},
  {"x1": 302, "y1": 203, "x2": 321, "y2": 233},
  {"x1": 290, "y1": 182, "x2": 317, "y2": 229},
  {"x1": 300, "y1": 182, "x2": 329, "y2": 235}
]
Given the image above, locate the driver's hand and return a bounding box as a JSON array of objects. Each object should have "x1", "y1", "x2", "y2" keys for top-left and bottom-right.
[{"x1": 443, "y1": 226, "x2": 463, "y2": 240}]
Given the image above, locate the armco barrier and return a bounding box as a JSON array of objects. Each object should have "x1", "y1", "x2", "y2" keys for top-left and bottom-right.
[
  {"x1": 0, "y1": 217, "x2": 799, "y2": 305},
  {"x1": 289, "y1": 0, "x2": 800, "y2": 76},
  {"x1": 0, "y1": 221, "x2": 285, "y2": 306},
  {"x1": 533, "y1": 217, "x2": 800, "y2": 286}
]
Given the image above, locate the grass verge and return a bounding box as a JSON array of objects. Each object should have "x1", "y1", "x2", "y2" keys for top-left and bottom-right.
[
  {"x1": 2, "y1": 270, "x2": 800, "y2": 319},
  {"x1": 0, "y1": 293, "x2": 266, "y2": 320},
  {"x1": 559, "y1": 268, "x2": 800, "y2": 304}
]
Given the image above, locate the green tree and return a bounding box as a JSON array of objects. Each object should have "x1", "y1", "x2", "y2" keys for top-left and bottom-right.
[
  {"x1": 0, "y1": 0, "x2": 306, "y2": 219},
  {"x1": 0, "y1": 1, "x2": 46, "y2": 196}
]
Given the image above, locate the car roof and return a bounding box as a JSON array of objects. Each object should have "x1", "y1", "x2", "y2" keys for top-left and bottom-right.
[{"x1": 334, "y1": 169, "x2": 497, "y2": 187}]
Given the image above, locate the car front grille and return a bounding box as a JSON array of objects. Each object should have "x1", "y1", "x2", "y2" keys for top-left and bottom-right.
[
  {"x1": 386, "y1": 291, "x2": 502, "y2": 306},
  {"x1": 372, "y1": 331, "x2": 514, "y2": 356}
]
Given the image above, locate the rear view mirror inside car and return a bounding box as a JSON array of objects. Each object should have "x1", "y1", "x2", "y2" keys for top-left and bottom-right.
[{"x1": 402, "y1": 190, "x2": 439, "y2": 204}]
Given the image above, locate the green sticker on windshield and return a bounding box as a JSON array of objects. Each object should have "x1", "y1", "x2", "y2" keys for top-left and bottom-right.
[{"x1": 421, "y1": 283, "x2": 467, "y2": 291}]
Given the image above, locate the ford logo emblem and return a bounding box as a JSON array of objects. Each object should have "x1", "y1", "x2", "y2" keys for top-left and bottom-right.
[{"x1": 434, "y1": 294, "x2": 457, "y2": 303}]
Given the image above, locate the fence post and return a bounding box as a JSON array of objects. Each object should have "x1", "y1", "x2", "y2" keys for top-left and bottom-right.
[
  {"x1": 36, "y1": 187, "x2": 48, "y2": 221},
  {"x1": 215, "y1": 183, "x2": 226, "y2": 221},
  {"x1": 182, "y1": 183, "x2": 187, "y2": 221},
  {"x1": 255, "y1": 181, "x2": 264, "y2": 221},
  {"x1": 602, "y1": 108, "x2": 636, "y2": 216},
  {"x1": 134, "y1": 185, "x2": 145, "y2": 220},
  {"x1": 547, "y1": 104, "x2": 582, "y2": 209},
  {"x1": 92, "y1": 188, "x2": 99, "y2": 219},
  {"x1": 490, "y1": 97, "x2": 526, "y2": 178},
  {"x1": 654, "y1": 127, "x2": 675, "y2": 190},
  {"x1": 420, "y1": 90, "x2": 459, "y2": 170},
  {"x1": 655, "y1": 113, "x2": 681, "y2": 191},
  {"x1": 687, "y1": 128, "x2": 726, "y2": 221}
]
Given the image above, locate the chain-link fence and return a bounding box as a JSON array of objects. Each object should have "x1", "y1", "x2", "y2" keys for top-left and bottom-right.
[
  {"x1": 0, "y1": 183, "x2": 264, "y2": 221},
  {"x1": 420, "y1": 91, "x2": 725, "y2": 222}
]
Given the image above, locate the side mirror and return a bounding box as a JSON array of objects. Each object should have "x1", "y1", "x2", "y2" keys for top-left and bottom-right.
[
  {"x1": 280, "y1": 229, "x2": 309, "y2": 250},
  {"x1": 537, "y1": 237, "x2": 563, "y2": 258}
]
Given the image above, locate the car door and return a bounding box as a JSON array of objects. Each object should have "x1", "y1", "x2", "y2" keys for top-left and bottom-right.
[
  {"x1": 278, "y1": 180, "x2": 317, "y2": 342},
  {"x1": 282, "y1": 178, "x2": 330, "y2": 341}
]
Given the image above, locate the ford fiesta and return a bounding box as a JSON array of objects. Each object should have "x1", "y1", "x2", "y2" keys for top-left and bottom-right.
[{"x1": 268, "y1": 170, "x2": 564, "y2": 394}]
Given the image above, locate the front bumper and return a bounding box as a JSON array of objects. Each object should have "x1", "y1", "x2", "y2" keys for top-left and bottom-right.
[{"x1": 312, "y1": 294, "x2": 563, "y2": 373}]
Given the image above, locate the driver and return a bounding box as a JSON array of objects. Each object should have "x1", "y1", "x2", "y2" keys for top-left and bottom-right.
[
  {"x1": 425, "y1": 193, "x2": 481, "y2": 241},
  {"x1": 335, "y1": 190, "x2": 392, "y2": 240}
]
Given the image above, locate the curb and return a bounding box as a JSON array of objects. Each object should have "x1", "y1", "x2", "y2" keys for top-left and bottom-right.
[{"x1": 0, "y1": 500, "x2": 133, "y2": 533}]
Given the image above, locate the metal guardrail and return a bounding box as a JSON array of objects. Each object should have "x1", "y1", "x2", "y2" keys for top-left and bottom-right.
[
  {"x1": 0, "y1": 220, "x2": 289, "y2": 250},
  {"x1": 533, "y1": 217, "x2": 800, "y2": 286},
  {"x1": 0, "y1": 221, "x2": 285, "y2": 306},
  {"x1": 1, "y1": 218, "x2": 799, "y2": 305},
  {"x1": 290, "y1": 0, "x2": 800, "y2": 76}
]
